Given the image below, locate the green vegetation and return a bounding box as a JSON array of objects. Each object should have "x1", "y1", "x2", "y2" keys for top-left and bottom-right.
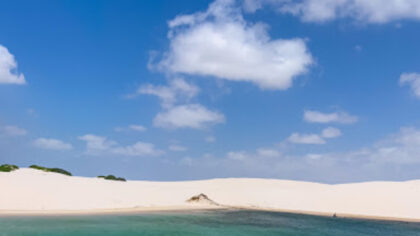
[
  {"x1": 98, "y1": 175, "x2": 126, "y2": 182},
  {"x1": 29, "y1": 165, "x2": 72, "y2": 176},
  {"x1": 0, "y1": 164, "x2": 19, "y2": 172}
]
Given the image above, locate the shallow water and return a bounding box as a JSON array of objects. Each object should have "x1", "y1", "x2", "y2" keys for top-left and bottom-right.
[{"x1": 1, "y1": 210, "x2": 420, "y2": 235}]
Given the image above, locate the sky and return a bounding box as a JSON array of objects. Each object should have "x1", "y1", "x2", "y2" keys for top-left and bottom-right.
[{"x1": 1, "y1": 0, "x2": 420, "y2": 183}]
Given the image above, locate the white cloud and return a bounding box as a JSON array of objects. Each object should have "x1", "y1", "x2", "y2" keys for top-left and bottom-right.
[
  {"x1": 113, "y1": 142, "x2": 164, "y2": 157},
  {"x1": 305, "y1": 153, "x2": 323, "y2": 160},
  {"x1": 249, "y1": 0, "x2": 420, "y2": 23},
  {"x1": 321, "y1": 127, "x2": 342, "y2": 138},
  {"x1": 316, "y1": 127, "x2": 420, "y2": 164},
  {"x1": 169, "y1": 144, "x2": 188, "y2": 152},
  {"x1": 0, "y1": 45, "x2": 26, "y2": 85},
  {"x1": 175, "y1": 126, "x2": 420, "y2": 182},
  {"x1": 288, "y1": 133, "x2": 326, "y2": 144},
  {"x1": 154, "y1": 104, "x2": 225, "y2": 129},
  {"x1": 115, "y1": 125, "x2": 147, "y2": 132},
  {"x1": 159, "y1": 0, "x2": 313, "y2": 90},
  {"x1": 304, "y1": 110, "x2": 358, "y2": 124},
  {"x1": 79, "y1": 134, "x2": 163, "y2": 157},
  {"x1": 279, "y1": 0, "x2": 357, "y2": 23},
  {"x1": 0, "y1": 125, "x2": 27, "y2": 136},
  {"x1": 227, "y1": 151, "x2": 249, "y2": 161},
  {"x1": 137, "y1": 78, "x2": 199, "y2": 108},
  {"x1": 256, "y1": 148, "x2": 281, "y2": 157},
  {"x1": 287, "y1": 127, "x2": 341, "y2": 145},
  {"x1": 394, "y1": 127, "x2": 420, "y2": 146},
  {"x1": 33, "y1": 138, "x2": 73, "y2": 151},
  {"x1": 78, "y1": 134, "x2": 116, "y2": 154},
  {"x1": 400, "y1": 73, "x2": 420, "y2": 98},
  {"x1": 301, "y1": 127, "x2": 420, "y2": 164},
  {"x1": 137, "y1": 78, "x2": 222, "y2": 130},
  {"x1": 242, "y1": 0, "x2": 263, "y2": 12},
  {"x1": 180, "y1": 157, "x2": 194, "y2": 166},
  {"x1": 205, "y1": 136, "x2": 216, "y2": 143},
  {"x1": 129, "y1": 125, "x2": 147, "y2": 132},
  {"x1": 226, "y1": 147, "x2": 281, "y2": 162},
  {"x1": 114, "y1": 127, "x2": 124, "y2": 132}
]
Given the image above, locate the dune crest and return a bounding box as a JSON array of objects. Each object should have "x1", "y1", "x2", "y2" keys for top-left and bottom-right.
[
  {"x1": 1, "y1": 168, "x2": 420, "y2": 222},
  {"x1": 187, "y1": 193, "x2": 220, "y2": 206}
]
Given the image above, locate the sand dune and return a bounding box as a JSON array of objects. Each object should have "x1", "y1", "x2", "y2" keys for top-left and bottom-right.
[{"x1": 1, "y1": 168, "x2": 420, "y2": 221}]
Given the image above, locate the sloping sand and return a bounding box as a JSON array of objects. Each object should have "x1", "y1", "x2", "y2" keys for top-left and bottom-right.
[{"x1": 1, "y1": 168, "x2": 420, "y2": 221}]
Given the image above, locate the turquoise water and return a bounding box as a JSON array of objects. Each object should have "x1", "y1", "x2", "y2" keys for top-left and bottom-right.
[{"x1": 1, "y1": 210, "x2": 420, "y2": 235}]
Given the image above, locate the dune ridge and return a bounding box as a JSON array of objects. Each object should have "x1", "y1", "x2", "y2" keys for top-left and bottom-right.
[{"x1": 1, "y1": 168, "x2": 420, "y2": 222}]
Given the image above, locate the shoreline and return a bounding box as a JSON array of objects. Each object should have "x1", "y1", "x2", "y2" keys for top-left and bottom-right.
[
  {"x1": 2, "y1": 169, "x2": 420, "y2": 223},
  {"x1": 1, "y1": 206, "x2": 420, "y2": 223},
  {"x1": 240, "y1": 207, "x2": 420, "y2": 223},
  {"x1": 0, "y1": 205, "x2": 224, "y2": 217}
]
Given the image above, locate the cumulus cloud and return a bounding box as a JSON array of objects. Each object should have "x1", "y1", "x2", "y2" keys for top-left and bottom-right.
[
  {"x1": 227, "y1": 151, "x2": 249, "y2": 161},
  {"x1": 159, "y1": 0, "x2": 313, "y2": 90},
  {"x1": 287, "y1": 127, "x2": 341, "y2": 145},
  {"x1": 33, "y1": 138, "x2": 73, "y2": 151},
  {"x1": 369, "y1": 127, "x2": 420, "y2": 163},
  {"x1": 246, "y1": 0, "x2": 420, "y2": 23},
  {"x1": 129, "y1": 125, "x2": 147, "y2": 132},
  {"x1": 321, "y1": 127, "x2": 342, "y2": 138},
  {"x1": 0, "y1": 45, "x2": 26, "y2": 85},
  {"x1": 242, "y1": 0, "x2": 264, "y2": 12},
  {"x1": 288, "y1": 133, "x2": 326, "y2": 144},
  {"x1": 78, "y1": 134, "x2": 116, "y2": 154},
  {"x1": 256, "y1": 148, "x2": 281, "y2": 157},
  {"x1": 169, "y1": 144, "x2": 188, "y2": 152},
  {"x1": 304, "y1": 110, "x2": 358, "y2": 124},
  {"x1": 136, "y1": 78, "x2": 223, "y2": 130},
  {"x1": 308, "y1": 127, "x2": 420, "y2": 164},
  {"x1": 78, "y1": 134, "x2": 163, "y2": 157},
  {"x1": 154, "y1": 104, "x2": 225, "y2": 129},
  {"x1": 287, "y1": 127, "x2": 341, "y2": 144},
  {"x1": 400, "y1": 73, "x2": 420, "y2": 98},
  {"x1": 305, "y1": 153, "x2": 323, "y2": 160},
  {"x1": 115, "y1": 125, "x2": 147, "y2": 132},
  {"x1": 0, "y1": 125, "x2": 27, "y2": 136},
  {"x1": 177, "y1": 126, "x2": 420, "y2": 182},
  {"x1": 226, "y1": 148, "x2": 281, "y2": 162},
  {"x1": 137, "y1": 78, "x2": 199, "y2": 108},
  {"x1": 205, "y1": 136, "x2": 216, "y2": 143},
  {"x1": 113, "y1": 142, "x2": 164, "y2": 157}
]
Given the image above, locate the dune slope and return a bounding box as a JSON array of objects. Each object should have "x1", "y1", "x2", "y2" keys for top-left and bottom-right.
[{"x1": 1, "y1": 169, "x2": 420, "y2": 221}]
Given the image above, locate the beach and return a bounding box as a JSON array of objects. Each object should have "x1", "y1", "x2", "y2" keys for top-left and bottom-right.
[{"x1": 1, "y1": 168, "x2": 420, "y2": 222}]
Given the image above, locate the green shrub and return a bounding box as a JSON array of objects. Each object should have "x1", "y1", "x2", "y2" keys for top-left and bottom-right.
[
  {"x1": 29, "y1": 165, "x2": 72, "y2": 176},
  {"x1": 98, "y1": 174, "x2": 126, "y2": 182},
  {"x1": 0, "y1": 164, "x2": 19, "y2": 172}
]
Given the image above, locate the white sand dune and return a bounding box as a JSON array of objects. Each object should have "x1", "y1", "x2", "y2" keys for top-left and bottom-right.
[{"x1": 1, "y1": 168, "x2": 420, "y2": 221}]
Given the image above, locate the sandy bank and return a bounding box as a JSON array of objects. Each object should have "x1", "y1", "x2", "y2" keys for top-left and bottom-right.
[{"x1": 1, "y1": 169, "x2": 420, "y2": 222}]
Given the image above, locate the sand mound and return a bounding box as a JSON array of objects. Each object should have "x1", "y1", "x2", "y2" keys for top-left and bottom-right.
[
  {"x1": 187, "y1": 193, "x2": 219, "y2": 206},
  {"x1": 2, "y1": 169, "x2": 420, "y2": 221}
]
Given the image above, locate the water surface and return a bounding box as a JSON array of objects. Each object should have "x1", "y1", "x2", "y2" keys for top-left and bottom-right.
[{"x1": 1, "y1": 210, "x2": 419, "y2": 235}]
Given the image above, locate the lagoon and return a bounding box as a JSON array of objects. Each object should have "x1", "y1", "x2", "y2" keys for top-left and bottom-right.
[{"x1": 1, "y1": 210, "x2": 420, "y2": 236}]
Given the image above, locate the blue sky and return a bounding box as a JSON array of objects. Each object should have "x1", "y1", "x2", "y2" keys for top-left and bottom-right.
[{"x1": 1, "y1": 0, "x2": 420, "y2": 183}]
